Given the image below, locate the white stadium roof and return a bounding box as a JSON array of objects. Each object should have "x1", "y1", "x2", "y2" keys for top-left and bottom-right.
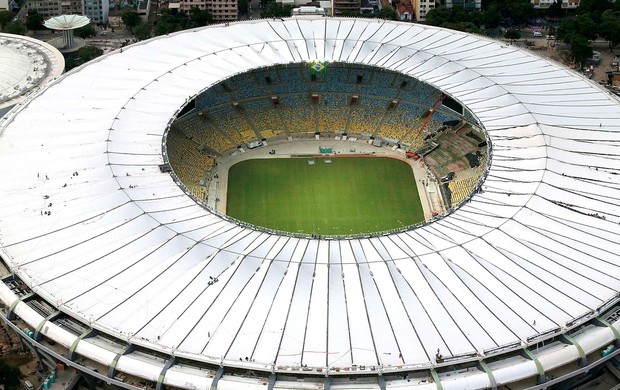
[
  {"x1": 0, "y1": 33, "x2": 64, "y2": 113},
  {"x1": 0, "y1": 18, "x2": 619, "y2": 387}
]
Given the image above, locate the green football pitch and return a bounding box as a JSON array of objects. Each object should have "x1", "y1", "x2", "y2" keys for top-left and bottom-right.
[{"x1": 226, "y1": 157, "x2": 425, "y2": 235}]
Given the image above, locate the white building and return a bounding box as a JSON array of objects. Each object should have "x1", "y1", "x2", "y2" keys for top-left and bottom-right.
[
  {"x1": 530, "y1": 0, "x2": 554, "y2": 9},
  {"x1": 82, "y1": 0, "x2": 108, "y2": 24},
  {"x1": 137, "y1": 0, "x2": 150, "y2": 21},
  {"x1": 562, "y1": 0, "x2": 579, "y2": 9},
  {"x1": 414, "y1": 0, "x2": 435, "y2": 21},
  {"x1": 531, "y1": 0, "x2": 579, "y2": 11},
  {"x1": 23, "y1": 0, "x2": 62, "y2": 19},
  {"x1": 396, "y1": 0, "x2": 413, "y2": 20},
  {"x1": 282, "y1": 0, "x2": 332, "y2": 15},
  {"x1": 291, "y1": 5, "x2": 327, "y2": 16},
  {"x1": 332, "y1": 0, "x2": 360, "y2": 15},
  {"x1": 26, "y1": 0, "x2": 109, "y2": 23},
  {"x1": 178, "y1": 0, "x2": 237, "y2": 21}
]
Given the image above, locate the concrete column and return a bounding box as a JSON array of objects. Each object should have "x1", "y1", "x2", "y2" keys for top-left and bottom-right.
[{"x1": 62, "y1": 30, "x2": 74, "y2": 49}]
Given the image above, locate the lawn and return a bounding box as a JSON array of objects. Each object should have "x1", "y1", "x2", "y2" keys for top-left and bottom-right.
[{"x1": 226, "y1": 157, "x2": 424, "y2": 235}]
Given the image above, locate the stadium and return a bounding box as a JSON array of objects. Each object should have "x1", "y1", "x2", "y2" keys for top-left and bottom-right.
[
  {"x1": 0, "y1": 17, "x2": 619, "y2": 390},
  {"x1": 168, "y1": 61, "x2": 487, "y2": 235},
  {"x1": 0, "y1": 33, "x2": 65, "y2": 118}
]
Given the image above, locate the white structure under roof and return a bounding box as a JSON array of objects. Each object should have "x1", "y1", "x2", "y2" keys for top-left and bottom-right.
[
  {"x1": 291, "y1": 5, "x2": 327, "y2": 16},
  {"x1": 43, "y1": 14, "x2": 90, "y2": 50},
  {"x1": 43, "y1": 13, "x2": 90, "y2": 29},
  {"x1": 0, "y1": 18, "x2": 619, "y2": 388},
  {"x1": 0, "y1": 33, "x2": 64, "y2": 117}
]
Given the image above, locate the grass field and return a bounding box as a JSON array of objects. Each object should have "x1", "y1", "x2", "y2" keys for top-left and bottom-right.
[{"x1": 226, "y1": 156, "x2": 424, "y2": 235}]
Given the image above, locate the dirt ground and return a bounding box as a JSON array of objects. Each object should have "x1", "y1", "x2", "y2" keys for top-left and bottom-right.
[
  {"x1": 0, "y1": 322, "x2": 22, "y2": 356},
  {"x1": 0, "y1": 353, "x2": 41, "y2": 388},
  {"x1": 0, "y1": 322, "x2": 42, "y2": 388},
  {"x1": 18, "y1": 357, "x2": 42, "y2": 388},
  {"x1": 512, "y1": 30, "x2": 617, "y2": 85}
]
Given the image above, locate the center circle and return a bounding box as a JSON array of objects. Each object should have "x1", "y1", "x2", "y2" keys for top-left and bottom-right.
[{"x1": 166, "y1": 62, "x2": 489, "y2": 236}]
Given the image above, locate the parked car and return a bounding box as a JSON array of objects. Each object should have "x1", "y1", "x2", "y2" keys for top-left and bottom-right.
[{"x1": 533, "y1": 31, "x2": 542, "y2": 37}]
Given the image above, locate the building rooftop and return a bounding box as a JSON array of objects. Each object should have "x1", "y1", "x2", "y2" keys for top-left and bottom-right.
[{"x1": 396, "y1": 0, "x2": 413, "y2": 14}]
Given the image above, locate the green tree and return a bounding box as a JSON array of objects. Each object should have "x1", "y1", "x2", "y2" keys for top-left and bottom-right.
[
  {"x1": 425, "y1": 1, "x2": 495, "y2": 32},
  {"x1": 547, "y1": 0, "x2": 564, "y2": 18},
  {"x1": 189, "y1": 7, "x2": 212, "y2": 26},
  {"x1": 4, "y1": 20, "x2": 26, "y2": 34},
  {"x1": 263, "y1": 2, "x2": 294, "y2": 17},
  {"x1": 153, "y1": 9, "x2": 180, "y2": 35},
  {"x1": 122, "y1": 10, "x2": 141, "y2": 30},
  {"x1": 238, "y1": 0, "x2": 248, "y2": 14},
  {"x1": 569, "y1": 35, "x2": 593, "y2": 68},
  {"x1": 557, "y1": 18, "x2": 576, "y2": 43},
  {"x1": 65, "y1": 45, "x2": 103, "y2": 70},
  {"x1": 153, "y1": 21, "x2": 176, "y2": 36},
  {"x1": 575, "y1": 13, "x2": 598, "y2": 40},
  {"x1": 600, "y1": 10, "x2": 620, "y2": 51},
  {"x1": 467, "y1": 8, "x2": 485, "y2": 26},
  {"x1": 379, "y1": 7, "x2": 398, "y2": 20},
  {"x1": 509, "y1": 0, "x2": 534, "y2": 24},
  {"x1": 425, "y1": 6, "x2": 451, "y2": 26},
  {"x1": 74, "y1": 24, "x2": 97, "y2": 38},
  {"x1": 445, "y1": 21, "x2": 482, "y2": 33},
  {"x1": 0, "y1": 360, "x2": 21, "y2": 388},
  {"x1": 504, "y1": 27, "x2": 521, "y2": 43},
  {"x1": 152, "y1": 8, "x2": 196, "y2": 35},
  {"x1": 558, "y1": 13, "x2": 600, "y2": 50},
  {"x1": 26, "y1": 9, "x2": 44, "y2": 31},
  {"x1": 576, "y1": 0, "x2": 610, "y2": 16},
  {"x1": 79, "y1": 45, "x2": 102, "y2": 61},
  {"x1": 482, "y1": 0, "x2": 534, "y2": 25},
  {"x1": 481, "y1": 4, "x2": 501, "y2": 28},
  {"x1": 0, "y1": 10, "x2": 13, "y2": 30},
  {"x1": 557, "y1": 18, "x2": 593, "y2": 67},
  {"x1": 135, "y1": 22, "x2": 152, "y2": 40}
]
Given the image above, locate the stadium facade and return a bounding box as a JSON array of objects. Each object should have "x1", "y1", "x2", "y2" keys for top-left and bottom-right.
[{"x1": 0, "y1": 18, "x2": 619, "y2": 389}]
